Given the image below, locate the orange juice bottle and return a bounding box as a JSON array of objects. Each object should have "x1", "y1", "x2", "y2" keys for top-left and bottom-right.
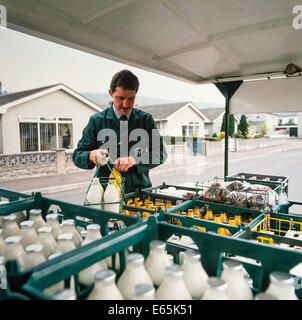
[
  {"x1": 214, "y1": 214, "x2": 222, "y2": 224},
  {"x1": 229, "y1": 217, "x2": 238, "y2": 227},
  {"x1": 220, "y1": 211, "x2": 228, "y2": 223},
  {"x1": 204, "y1": 209, "x2": 214, "y2": 220},
  {"x1": 187, "y1": 209, "x2": 194, "y2": 218},
  {"x1": 234, "y1": 215, "x2": 242, "y2": 226}
]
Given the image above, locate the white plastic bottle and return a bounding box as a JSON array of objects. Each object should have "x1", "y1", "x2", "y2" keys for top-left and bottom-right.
[
  {"x1": 182, "y1": 250, "x2": 208, "y2": 299},
  {"x1": 103, "y1": 181, "x2": 120, "y2": 213},
  {"x1": 144, "y1": 240, "x2": 172, "y2": 286},
  {"x1": 61, "y1": 220, "x2": 82, "y2": 248},
  {"x1": 38, "y1": 226, "x2": 57, "y2": 258},
  {"x1": 29, "y1": 209, "x2": 46, "y2": 231},
  {"x1": 87, "y1": 269, "x2": 124, "y2": 300},
  {"x1": 265, "y1": 271, "x2": 298, "y2": 300},
  {"x1": 131, "y1": 283, "x2": 155, "y2": 300},
  {"x1": 221, "y1": 260, "x2": 253, "y2": 300},
  {"x1": 23, "y1": 243, "x2": 46, "y2": 269},
  {"x1": 20, "y1": 220, "x2": 39, "y2": 249},
  {"x1": 4, "y1": 236, "x2": 26, "y2": 269},
  {"x1": 86, "y1": 177, "x2": 104, "y2": 210},
  {"x1": 55, "y1": 233, "x2": 76, "y2": 254},
  {"x1": 45, "y1": 213, "x2": 61, "y2": 240},
  {"x1": 2, "y1": 214, "x2": 20, "y2": 239},
  {"x1": 155, "y1": 264, "x2": 192, "y2": 300},
  {"x1": 117, "y1": 253, "x2": 153, "y2": 300},
  {"x1": 201, "y1": 277, "x2": 229, "y2": 300},
  {"x1": 0, "y1": 229, "x2": 4, "y2": 256},
  {"x1": 78, "y1": 240, "x2": 107, "y2": 286}
]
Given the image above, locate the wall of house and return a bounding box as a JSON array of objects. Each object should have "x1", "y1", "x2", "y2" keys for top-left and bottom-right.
[
  {"x1": 299, "y1": 113, "x2": 302, "y2": 138},
  {"x1": 0, "y1": 114, "x2": 3, "y2": 154},
  {"x1": 2, "y1": 90, "x2": 99, "y2": 154},
  {"x1": 165, "y1": 106, "x2": 205, "y2": 137}
]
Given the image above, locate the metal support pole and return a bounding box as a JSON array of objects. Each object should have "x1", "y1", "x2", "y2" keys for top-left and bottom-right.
[{"x1": 214, "y1": 81, "x2": 243, "y2": 179}]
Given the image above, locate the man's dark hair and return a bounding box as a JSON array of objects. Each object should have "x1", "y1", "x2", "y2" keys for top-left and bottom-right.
[{"x1": 110, "y1": 69, "x2": 140, "y2": 93}]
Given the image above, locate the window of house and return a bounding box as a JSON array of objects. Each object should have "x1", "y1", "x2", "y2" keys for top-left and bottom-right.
[
  {"x1": 19, "y1": 116, "x2": 73, "y2": 152},
  {"x1": 182, "y1": 123, "x2": 200, "y2": 137}
]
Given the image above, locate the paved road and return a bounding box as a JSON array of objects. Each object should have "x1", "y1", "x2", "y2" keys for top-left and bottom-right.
[{"x1": 49, "y1": 147, "x2": 302, "y2": 207}]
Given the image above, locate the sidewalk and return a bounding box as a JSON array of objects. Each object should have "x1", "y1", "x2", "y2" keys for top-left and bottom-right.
[{"x1": 1, "y1": 139, "x2": 301, "y2": 195}]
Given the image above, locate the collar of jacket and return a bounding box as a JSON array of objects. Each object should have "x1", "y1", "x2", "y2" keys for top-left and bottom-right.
[{"x1": 106, "y1": 104, "x2": 141, "y2": 122}]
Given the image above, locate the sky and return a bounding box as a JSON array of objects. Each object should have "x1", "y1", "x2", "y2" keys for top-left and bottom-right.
[{"x1": 0, "y1": 27, "x2": 225, "y2": 104}]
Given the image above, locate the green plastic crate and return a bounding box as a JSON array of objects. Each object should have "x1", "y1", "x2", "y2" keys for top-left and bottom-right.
[
  {"x1": 226, "y1": 172, "x2": 289, "y2": 196},
  {"x1": 18, "y1": 215, "x2": 302, "y2": 300},
  {"x1": 0, "y1": 188, "x2": 139, "y2": 298}
]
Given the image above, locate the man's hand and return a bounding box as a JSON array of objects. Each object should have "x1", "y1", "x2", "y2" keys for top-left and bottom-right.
[
  {"x1": 115, "y1": 156, "x2": 136, "y2": 172},
  {"x1": 89, "y1": 149, "x2": 109, "y2": 166}
]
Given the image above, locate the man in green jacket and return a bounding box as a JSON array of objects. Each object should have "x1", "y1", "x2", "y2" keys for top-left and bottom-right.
[{"x1": 73, "y1": 69, "x2": 167, "y2": 193}]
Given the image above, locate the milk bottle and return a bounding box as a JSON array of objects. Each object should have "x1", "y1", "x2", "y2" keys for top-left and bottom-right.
[
  {"x1": 20, "y1": 220, "x2": 39, "y2": 249},
  {"x1": 29, "y1": 209, "x2": 46, "y2": 231},
  {"x1": 254, "y1": 292, "x2": 279, "y2": 300},
  {"x1": 131, "y1": 283, "x2": 155, "y2": 300},
  {"x1": 155, "y1": 264, "x2": 192, "y2": 300},
  {"x1": 52, "y1": 288, "x2": 77, "y2": 300},
  {"x1": 2, "y1": 214, "x2": 20, "y2": 239},
  {"x1": 45, "y1": 214, "x2": 61, "y2": 240},
  {"x1": 265, "y1": 271, "x2": 298, "y2": 300},
  {"x1": 144, "y1": 240, "x2": 172, "y2": 286},
  {"x1": 87, "y1": 269, "x2": 124, "y2": 300},
  {"x1": 23, "y1": 243, "x2": 46, "y2": 269},
  {"x1": 182, "y1": 249, "x2": 208, "y2": 299},
  {"x1": 82, "y1": 224, "x2": 102, "y2": 245},
  {"x1": 103, "y1": 181, "x2": 120, "y2": 213},
  {"x1": 0, "y1": 229, "x2": 4, "y2": 256},
  {"x1": 221, "y1": 260, "x2": 253, "y2": 300},
  {"x1": 201, "y1": 277, "x2": 229, "y2": 300},
  {"x1": 38, "y1": 227, "x2": 57, "y2": 258},
  {"x1": 117, "y1": 253, "x2": 153, "y2": 300},
  {"x1": 4, "y1": 236, "x2": 26, "y2": 269},
  {"x1": 61, "y1": 220, "x2": 82, "y2": 248},
  {"x1": 55, "y1": 233, "x2": 76, "y2": 254},
  {"x1": 78, "y1": 240, "x2": 107, "y2": 286},
  {"x1": 86, "y1": 178, "x2": 104, "y2": 209}
]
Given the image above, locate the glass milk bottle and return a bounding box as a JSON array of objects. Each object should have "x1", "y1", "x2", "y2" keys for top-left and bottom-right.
[
  {"x1": 221, "y1": 260, "x2": 253, "y2": 300},
  {"x1": 52, "y1": 288, "x2": 76, "y2": 300},
  {"x1": 182, "y1": 250, "x2": 208, "y2": 299},
  {"x1": 87, "y1": 269, "x2": 124, "y2": 300},
  {"x1": 0, "y1": 230, "x2": 4, "y2": 256},
  {"x1": 144, "y1": 240, "x2": 172, "y2": 286},
  {"x1": 0, "y1": 200, "x2": 10, "y2": 228},
  {"x1": 78, "y1": 240, "x2": 107, "y2": 286},
  {"x1": 56, "y1": 233, "x2": 76, "y2": 254},
  {"x1": 131, "y1": 283, "x2": 155, "y2": 300},
  {"x1": 43, "y1": 253, "x2": 65, "y2": 296},
  {"x1": 45, "y1": 214, "x2": 61, "y2": 240},
  {"x1": 82, "y1": 224, "x2": 102, "y2": 245},
  {"x1": 23, "y1": 243, "x2": 46, "y2": 269},
  {"x1": 265, "y1": 271, "x2": 298, "y2": 300},
  {"x1": 155, "y1": 264, "x2": 192, "y2": 300},
  {"x1": 4, "y1": 236, "x2": 26, "y2": 269},
  {"x1": 2, "y1": 214, "x2": 20, "y2": 239},
  {"x1": 29, "y1": 209, "x2": 46, "y2": 231},
  {"x1": 255, "y1": 292, "x2": 279, "y2": 300},
  {"x1": 86, "y1": 177, "x2": 104, "y2": 210},
  {"x1": 103, "y1": 181, "x2": 120, "y2": 213},
  {"x1": 38, "y1": 227, "x2": 57, "y2": 258},
  {"x1": 61, "y1": 220, "x2": 82, "y2": 248},
  {"x1": 201, "y1": 277, "x2": 229, "y2": 300},
  {"x1": 20, "y1": 220, "x2": 39, "y2": 249},
  {"x1": 117, "y1": 253, "x2": 153, "y2": 300}
]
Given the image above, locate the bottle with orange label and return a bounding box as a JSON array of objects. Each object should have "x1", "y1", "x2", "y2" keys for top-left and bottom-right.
[
  {"x1": 186, "y1": 209, "x2": 194, "y2": 218},
  {"x1": 203, "y1": 209, "x2": 214, "y2": 220}
]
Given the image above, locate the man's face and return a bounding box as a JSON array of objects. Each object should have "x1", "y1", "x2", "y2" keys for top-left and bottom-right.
[{"x1": 109, "y1": 86, "x2": 137, "y2": 116}]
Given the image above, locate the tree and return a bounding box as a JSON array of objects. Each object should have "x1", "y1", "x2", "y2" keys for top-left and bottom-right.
[
  {"x1": 257, "y1": 121, "x2": 268, "y2": 137},
  {"x1": 221, "y1": 113, "x2": 235, "y2": 137},
  {"x1": 238, "y1": 115, "x2": 249, "y2": 138}
]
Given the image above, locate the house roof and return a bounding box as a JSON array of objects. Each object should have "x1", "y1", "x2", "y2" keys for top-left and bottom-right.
[
  {"x1": 199, "y1": 107, "x2": 224, "y2": 122},
  {"x1": 138, "y1": 101, "x2": 207, "y2": 121},
  {"x1": 0, "y1": 83, "x2": 102, "y2": 114}
]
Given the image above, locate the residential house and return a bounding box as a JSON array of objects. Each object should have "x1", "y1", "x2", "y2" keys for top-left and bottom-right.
[
  {"x1": 138, "y1": 102, "x2": 207, "y2": 138},
  {"x1": 0, "y1": 84, "x2": 102, "y2": 154},
  {"x1": 200, "y1": 107, "x2": 239, "y2": 137},
  {"x1": 245, "y1": 113, "x2": 279, "y2": 136}
]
